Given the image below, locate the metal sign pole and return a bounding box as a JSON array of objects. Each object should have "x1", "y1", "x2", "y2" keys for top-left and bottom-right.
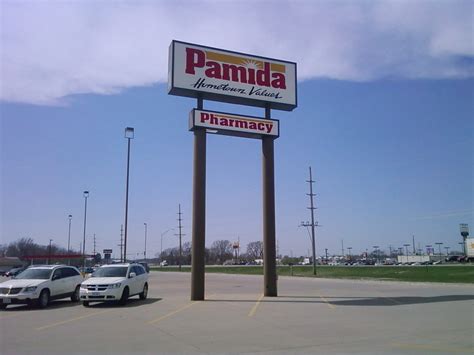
[
  {"x1": 262, "y1": 106, "x2": 277, "y2": 297},
  {"x1": 191, "y1": 98, "x2": 206, "y2": 301}
]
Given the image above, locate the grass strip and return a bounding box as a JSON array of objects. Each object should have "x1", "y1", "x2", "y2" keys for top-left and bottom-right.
[{"x1": 152, "y1": 265, "x2": 474, "y2": 284}]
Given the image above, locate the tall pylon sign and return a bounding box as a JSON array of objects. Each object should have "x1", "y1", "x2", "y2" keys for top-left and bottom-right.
[{"x1": 168, "y1": 40, "x2": 297, "y2": 300}]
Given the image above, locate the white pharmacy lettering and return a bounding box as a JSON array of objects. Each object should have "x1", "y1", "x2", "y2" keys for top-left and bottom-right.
[{"x1": 200, "y1": 113, "x2": 274, "y2": 134}]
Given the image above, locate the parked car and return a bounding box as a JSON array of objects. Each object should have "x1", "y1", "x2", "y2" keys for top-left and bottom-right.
[
  {"x1": 160, "y1": 260, "x2": 168, "y2": 267},
  {"x1": 0, "y1": 265, "x2": 83, "y2": 309},
  {"x1": 80, "y1": 263, "x2": 148, "y2": 307},
  {"x1": 5, "y1": 266, "x2": 27, "y2": 278}
]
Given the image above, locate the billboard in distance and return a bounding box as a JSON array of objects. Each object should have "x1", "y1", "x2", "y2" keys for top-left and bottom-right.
[{"x1": 169, "y1": 41, "x2": 297, "y2": 111}]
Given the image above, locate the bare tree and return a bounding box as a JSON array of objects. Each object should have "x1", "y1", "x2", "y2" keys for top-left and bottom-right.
[
  {"x1": 209, "y1": 240, "x2": 233, "y2": 265},
  {"x1": 246, "y1": 241, "x2": 264, "y2": 260}
]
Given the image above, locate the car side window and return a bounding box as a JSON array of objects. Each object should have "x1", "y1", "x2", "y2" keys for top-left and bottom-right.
[
  {"x1": 62, "y1": 267, "x2": 79, "y2": 278},
  {"x1": 134, "y1": 265, "x2": 144, "y2": 275},
  {"x1": 52, "y1": 269, "x2": 63, "y2": 280}
]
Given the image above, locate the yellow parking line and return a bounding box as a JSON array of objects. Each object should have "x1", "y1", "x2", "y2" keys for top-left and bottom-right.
[
  {"x1": 148, "y1": 293, "x2": 215, "y2": 325},
  {"x1": 392, "y1": 342, "x2": 471, "y2": 353},
  {"x1": 148, "y1": 301, "x2": 198, "y2": 325},
  {"x1": 319, "y1": 294, "x2": 336, "y2": 309},
  {"x1": 248, "y1": 293, "x2": 264, "y2": 317},
  {"x1": 36, "y1": 309, "x2": 112, "y2": 331}
]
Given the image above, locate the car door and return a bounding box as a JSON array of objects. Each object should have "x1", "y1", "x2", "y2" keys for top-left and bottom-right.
[
  {"x1": 129, "y1": 266, "x2": 142, "y2": 295},
  {"x1": 62, "y1": 267, "x2": 79, "y2": 294},
  {"x1": 50, "y1": 268, "x2": 67, "y2": 297},
  {"x1": 134, "y1": 265, "x2": 147, "y2": 293}
]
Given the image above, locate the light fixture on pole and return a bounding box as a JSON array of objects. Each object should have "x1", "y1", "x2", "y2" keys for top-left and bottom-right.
[
  {"x1": 82, "y1": 191, "x2": 89, "y2": 267},
  {"x1": 435, "y1": 242, "x2": 443, "y2": 261},
  {"x1": 123, "y1": 127, "x2": 134, "y2": 262},
  {"x1": 143, "y1": 222, "x2": 148, "y2": 261},
  {"x1": 67, "y1": 214, "x2": 72, "y2": 264}
]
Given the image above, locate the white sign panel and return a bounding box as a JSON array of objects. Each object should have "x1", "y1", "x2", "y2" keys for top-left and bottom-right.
[
  {"x1": 169, "y1": 41, "x2": 297, "y2": 111},
  {"x1": 189, "y1": 109, "x2": 279, "y2": 139}
]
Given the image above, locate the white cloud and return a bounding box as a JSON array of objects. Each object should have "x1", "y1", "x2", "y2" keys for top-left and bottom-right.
[{"x1": 1, "y1": 0, "x2": 472, "y2": 105}]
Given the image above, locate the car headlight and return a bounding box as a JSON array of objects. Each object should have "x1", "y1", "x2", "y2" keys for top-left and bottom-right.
[
  {"x1": 23, "y1": 286, "x2": 37, "y2": 293},
  {"x1": 108, "y1": 283, "x2": 121, "y2": 289},
  {"x1": 80, "y1": 284, "x2": 88, "y2": 289}
]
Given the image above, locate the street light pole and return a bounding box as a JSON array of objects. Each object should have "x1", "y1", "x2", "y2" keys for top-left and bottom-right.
[
  {"x1": 67, "y1": 214, "x2": 72, "y2": 265},
  {"x1": 444, "y1": 246, "x2": 450, "y2": 256},
  {"x1": 435, "y1": 242, "x2": 443, "y2": 261},
  {"x1": 123, "y1": 127, "x2": 134, "y2": 263},
  {"x1": 82, "y1": 191, "x2": 89, "y2": 268},
  {"x1": 48, "y1": 239, "x2": 53, "y2": 265},
  {"x1": 403, "y1": 244, "x2": 410, "y2": 263},
  {"x1": 373, "y1": 246, "x2": 379, "y2": 264},
  {"x1": 347, "y1": 247, "x2": 352, "y2": 262},
  {"x1": 143, "y1": 222, "x2": 147, "y2": 261}
]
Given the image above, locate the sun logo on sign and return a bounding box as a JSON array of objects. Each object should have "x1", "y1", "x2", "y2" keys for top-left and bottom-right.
[{"x1": 242, "y1": 59, "x2": 263, "y2": 70}]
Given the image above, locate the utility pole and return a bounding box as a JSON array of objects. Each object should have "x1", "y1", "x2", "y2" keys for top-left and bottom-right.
[
  {"x1": 325, "y1": 248, "x2": 328, "y2": 263},
  {"x1": 93, "y1": 234, "x2": 96, "y2": 256},
  {"x1": 176, "y1": 204, "x2": 184, "y2": 271},
  {"x1": 118, "y1": 225, "x2": 124, "y2": 263},
  {"x1": 305, "y1": 166, "x2": 317, "y2": 275},
  {"x1": 341, "y1": 239, "x2": 344, "y2": 257},
  {"x1": 412, "y1": 235, "x2": 416, "y2": 254}
]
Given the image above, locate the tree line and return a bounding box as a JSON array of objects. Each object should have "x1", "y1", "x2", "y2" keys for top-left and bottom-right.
[{"x1": 158, "y1": 240, "x2": 265, "y2": 265}]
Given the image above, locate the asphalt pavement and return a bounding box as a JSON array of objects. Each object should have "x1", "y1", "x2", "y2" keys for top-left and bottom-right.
[{"x1": 0, "y1": 272, "x2": 473, "y2": 354}]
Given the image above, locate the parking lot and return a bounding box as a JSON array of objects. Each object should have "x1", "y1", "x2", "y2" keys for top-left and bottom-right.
[{"x1": 1, "y1": 271, "x2": 473, "y2": 354}]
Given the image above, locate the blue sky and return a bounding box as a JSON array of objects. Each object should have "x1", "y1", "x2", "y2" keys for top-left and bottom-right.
[{"x1": 1, "y1": 1, "x2": 473, "y2": 259}]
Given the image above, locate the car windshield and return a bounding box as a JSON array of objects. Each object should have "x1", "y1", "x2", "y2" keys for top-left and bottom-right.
[
  {"x1": 91, "y1": 267, "x2": 128, "y2": 278},
  {"x1": 15, "y1": 269, "x2": 52, "y2": 280}
]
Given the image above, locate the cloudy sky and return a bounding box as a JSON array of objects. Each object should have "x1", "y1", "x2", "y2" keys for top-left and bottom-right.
[
  {"x1": 1, "y1": 0, "x2": 473, "y2": 259},
  {"x1": 2, "y1": 0, "x2": 472, "y2": 105}
]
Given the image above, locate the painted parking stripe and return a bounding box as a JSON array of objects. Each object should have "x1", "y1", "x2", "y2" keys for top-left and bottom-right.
[
  {"x1": 36, "y1": 309, "x2": 112, "y2": 331},
  {"x1": 248, "y1": 293, "x2": 264, "y2": 317},
  {"x1": 318, "y1": 293, "x2": 336, "y2": 309}
]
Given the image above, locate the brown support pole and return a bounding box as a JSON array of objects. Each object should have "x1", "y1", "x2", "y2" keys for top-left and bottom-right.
[
  {"x1": 262, "y1": 106, "x2": 277, "y2": 297},
  {"x1": 191, "y1": 99, "x2": 206, "y2": 301}
]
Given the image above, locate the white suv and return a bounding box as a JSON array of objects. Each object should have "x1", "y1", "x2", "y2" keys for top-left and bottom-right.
[
  {"x1": 80, "y1": 263, "x2": 148, "y2": 306},
  {"x1": 0, "y1": 265, "x2": 83, "y2": 309}
]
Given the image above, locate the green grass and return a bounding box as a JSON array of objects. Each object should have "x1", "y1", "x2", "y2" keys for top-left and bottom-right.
[{"x1": 152, "y1": 265, "x2": 474, "y2": 284}]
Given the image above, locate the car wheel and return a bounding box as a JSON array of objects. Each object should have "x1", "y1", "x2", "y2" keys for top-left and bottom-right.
[
  {"x1": 0, "y1": 304, "x2": 7, "y2": 310},
  {"x1": 37, "y1": 289, "x2": 50, "y2": 309},
  {"x1": 119, "y1": 287, "x2": 129, "y2": 306},
  {"x1": 139, "y1": 283, "x2": 148, "y2": 300},
  {"x1": 71, "y1": 285, "x2": 80, "y2": 302},
  {"x1": 82, "y1": 301, "x2": 90, "y2": 307}
]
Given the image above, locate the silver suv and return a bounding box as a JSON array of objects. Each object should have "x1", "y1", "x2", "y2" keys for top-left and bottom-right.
[{"x1": 0, "y1": 265, "x2": 83, "y2": 309}]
